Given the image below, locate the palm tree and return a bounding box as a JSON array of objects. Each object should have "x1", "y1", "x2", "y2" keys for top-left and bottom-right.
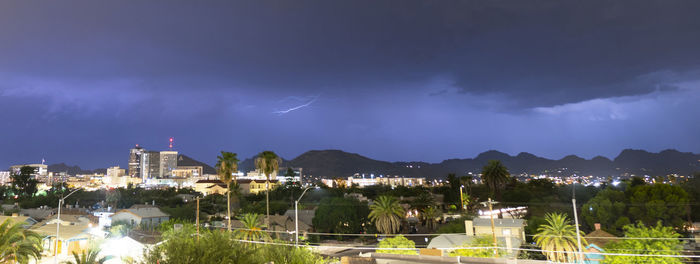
[
  {"x1": 481, "y1": 160, "x2": 510, "y2": 199},
  {"x1": 533, "y1": 213, "x2": 587, "y2": 263},
  {"x1": 234, "y1": 213, "x2": 269, "y2": 242},
  {"x1": 62, "y1": 247, "x2": 107, "y2": 264},
  {"x1": 369, "y1": 196, "x2": 405, "y2": 234},
  {"x1": 421, "y1": 206, "x2": 441, "y2": 230},
  {"x1": 254, "y1": 150, "x2": 280, "y2": 227},
  {"x1": 410, "y1": 192, "x2": 435, "y2": 212},
  {"x1": 216, "y1": 151, "x2": 239, "y2": 232},
  {"x1": 0, "y1": 218, "x2": 42, "y2": 264}
]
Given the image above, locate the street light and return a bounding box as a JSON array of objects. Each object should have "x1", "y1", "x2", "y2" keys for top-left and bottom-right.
[
  {"x1": 54, "y1": 188, "x2": 80, "y2": 264},
  {"x1": 295, "y1": 186, "x2": 312, "y2": 246}
]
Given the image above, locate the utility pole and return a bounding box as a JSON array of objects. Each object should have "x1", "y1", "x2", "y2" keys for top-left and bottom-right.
[
  {"x1": 572, "y1": 184, "x2": 584, "y2": 263},
  {"x1": 295, "y1": 187, "x2": 312, "y2": 247},
  {"x1": 460, "y1": 185, "x2": 465, "y2": 210},
  {"x1": 196, "y1": 197, "x2": 200, "y2": 241},
  {"x1": 481, "y1": 198, "x2": 499, "y2": 257},
  {"x1": 54, "y1": 188, "x2": 80, "y2": 264}
]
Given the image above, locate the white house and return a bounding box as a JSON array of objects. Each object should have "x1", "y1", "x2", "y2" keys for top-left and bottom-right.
[{"x1": 111, "y1": 206, "x2": 169, "y2": 228}]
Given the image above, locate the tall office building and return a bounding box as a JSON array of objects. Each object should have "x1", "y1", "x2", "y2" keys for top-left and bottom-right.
[
  {"x1": 159, "y1": 151, "x2": 178, "y2": 178},
  {"x1": 128, "y1": 145, "x2": 145, "y2": 178},
  {"x1": 139, "y1": 151, "x2": 161, "y2": 180}
]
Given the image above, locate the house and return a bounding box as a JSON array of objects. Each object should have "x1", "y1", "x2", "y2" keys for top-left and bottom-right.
[
  {"x1": 194, "y1": 179, "x2": 227, "y2": 196},
  {"x1": 238, "y1": 179, "x2": 280, "y2": 195},
  {"x1": 466, "y1": 218, "x2": 527, "y2": 241},
  {"x1": 21, "y1": 207, "x2": 57, "y2": 221},
  {"x1": 31, "y1": 214, "x2": 98, "y2": 257},
  {"x1": 111, "y1": 205, "x2": 170, "y2": 228},
  {"x1": 283, "y1": 209, "x2": 316, "y2": 229},
  {"x1": 0, "y1": 214, "x2": 37, "y2": 228},
  {"x1": 584, "y1": 223, "x2": 618, "y2": 264}
]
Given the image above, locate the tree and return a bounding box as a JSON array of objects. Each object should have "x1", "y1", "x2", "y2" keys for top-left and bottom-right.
[
  {"x1": 255, "y1": 151, "x2": 281, "y2": 227},
  {"x1": 421, "y1": 206, "x2": 441, "y2": 230},
  {"x1": 377, "y1": 235, "x2": 418, "y2": 255},
  {"x1": 312, "y1": 197, "x2": 370, "y2": 237},
  {"x1": 604, "y1": 221, "x2": 684, "y2": 264},
  {"x1": 142, "y1": 226, "x2": 257, "y2": 264},
  {"x1": 581, "y1": 188, "x2": 627, "y2": 234},
  {"x1": 409, "y1": 192, "x2": 435, "y2": 212},
  {"x1": 105, "y1": 189, "x2": 121, "y2": 209},
  {"x1": 11, "y1": 166, "x2": 38, "y2": 198},
  {"x1": 533, "y1": 213, "x2": 587, "y2": 263},
  {"x1": 627, "y1": 184, "x2": 689, "y2": 229},
  {"x1": 216, "y1": 151, "x2": 239, "y2": 232},
  {"x1": 62, "y1": 247, "x2": 106, "y2": 264},
  {"x1": 142, "y1": 223, "x2": 331, "y2": 264},
  {"x1": 235, "y1": 213, "x2": 269, "y2": 242},
  {"x1": 449, "y1": 235, "x2": 506, "y2": 258},
  {"x1": 0, "y1": 218, "x2": 43, "y2": 264},
  {"x1": 369, "y1": 196, "x2": 405, "y2": 234},
  {"x1": 481, "y1": 160, "x2": 510, "y2": 199}
]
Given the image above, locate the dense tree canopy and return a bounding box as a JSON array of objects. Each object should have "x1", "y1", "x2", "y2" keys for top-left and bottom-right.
[
  {"x1": 604, "y1": 222, "x2": 684, "y2": 264},
  {"x1": 312, "y1": 197, "x2": 370, "y2": 237},
  {"x1": 627, "y1": 184, "x2": 689, "y2": 229},
  {"x1": 581, "y1": 188, "x2": 628, "y2": 235}
]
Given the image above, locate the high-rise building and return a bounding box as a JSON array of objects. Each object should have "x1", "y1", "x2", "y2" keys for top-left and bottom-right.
[
  {"x1": 139, "y1": 151, "x2": 161, "y2": 180},
  {"x1": 128, "y1": 145, "x2": 145, "y2": 178},
  {"x1": 159, "y1": 151, "x2": 178, "y2": 178}
]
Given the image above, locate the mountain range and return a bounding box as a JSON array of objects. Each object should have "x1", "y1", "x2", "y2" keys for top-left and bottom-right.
[
  {"x1": 238, "y1": 149, "x2": 700, "y2": 178},
  {"x1": 48, "y1": 149, "x2": 700, "y2": 179}
]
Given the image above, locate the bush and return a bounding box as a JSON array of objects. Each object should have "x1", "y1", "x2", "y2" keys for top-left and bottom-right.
[
  {"x1": 376, "y1": 235, "x2": 418, "y2": 255},
  {"x1": 141, "y1": 226, "x2": 333, "y2": 264},
  {"x1": 449, "y1": 235, "x2": 506, "y2": 258}
]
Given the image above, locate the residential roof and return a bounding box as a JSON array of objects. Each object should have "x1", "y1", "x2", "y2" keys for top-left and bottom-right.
[
  {"x1": 428, "y1": 234, "x2": 522, "y2": 258},
  {"x1": 113, "y1": 207, "x2": 169, "y2": 219},
  {"x1": 0, "y1": 215, "x2": 37, "y2": 226},
  {"x1": 237, "y1": 179, "x2": 280, "y2": 184},
  {"x1": 196, "y1": 179, "x2": 223, "y2": 184},
  {"x1": 19, "y1": 208, "x2": 56, "y2": 221},
  {"x1": 585, "y1": 229, "x2": 618, "y2": 247},
  {"x1": 31, "y1": 221, "x2": 91, "y2": 240},
  {"x1": 472, "y1": 218, "x2": 526, "y2": 228},
  {"x1": 283, "y1": 209, "x2": 316, "y2": 227},
  {"x1": 427, "y1": 234, "x2": 472, "y2": 249}
]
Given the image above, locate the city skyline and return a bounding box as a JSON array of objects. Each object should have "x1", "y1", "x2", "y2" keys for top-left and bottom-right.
[{"x1": 2, "y1": 1, "x2": 700, "y2": 169}]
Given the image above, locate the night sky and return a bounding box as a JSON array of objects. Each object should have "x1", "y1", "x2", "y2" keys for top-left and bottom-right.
[{"x1": 2, "y1": 0, "x2": 700, "y2": 169}]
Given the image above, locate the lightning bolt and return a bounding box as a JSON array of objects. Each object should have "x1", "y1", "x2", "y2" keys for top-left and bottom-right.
[{"x1": 273, "y1": 95, "x2": 319, "y2": 115}]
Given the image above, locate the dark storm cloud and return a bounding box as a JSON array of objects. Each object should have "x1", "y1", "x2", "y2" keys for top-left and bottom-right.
[
  {"x1": 3, "y1": 0, "x2": 700, "y2": 107},
  {"x1": 1, "y1": 0, "x2": 700, "y2": 168}
]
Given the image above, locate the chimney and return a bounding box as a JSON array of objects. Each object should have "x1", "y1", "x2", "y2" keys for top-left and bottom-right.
[{"x1": 594, "y1": 223, "x2": 601, "y2": 230}]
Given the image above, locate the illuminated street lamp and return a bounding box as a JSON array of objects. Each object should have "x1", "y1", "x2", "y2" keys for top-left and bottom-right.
[
  {"x1": 54, "y1": 188, "x2": 81, "y2": 264},
  {"x1": 295, "y1": 187, "x2": 313, "y2": 246}
]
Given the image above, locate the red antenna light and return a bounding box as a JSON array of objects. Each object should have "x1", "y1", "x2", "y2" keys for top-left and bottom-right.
[{"x1": 169, "y1": 137, "x2": 174, "y2": 150}]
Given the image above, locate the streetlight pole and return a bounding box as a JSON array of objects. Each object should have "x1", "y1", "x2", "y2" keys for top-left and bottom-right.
[
  {"x1": 295, "y1": 187, "x2": 312, "y2": 246},
  {"x1": 572, "y1": 183, "x2": 584, "y2": 263},
  {"x1": 481, "y1": 198, "x2": 500, "y2": 257},
  {"x1": 54, "y1": 188, "x2": 80, "y2": 264}
]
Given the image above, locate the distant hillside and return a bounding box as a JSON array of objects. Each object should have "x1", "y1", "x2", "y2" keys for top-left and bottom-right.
[
  {"x1": 49, "y1": 155, "x2": 217, "y2": 175},
  {"x1": 177, "y1": 155, "x2": 216, "y2": 174},
  {"x1": 48, "y1": 163, "x2": 106, "y2": 175},
  {"x1": 50, "y1": 149, "x2": 700, "y2": 179},
  {"x1": 239, "y1": 149, "x2": 700, "y2": 179}
]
